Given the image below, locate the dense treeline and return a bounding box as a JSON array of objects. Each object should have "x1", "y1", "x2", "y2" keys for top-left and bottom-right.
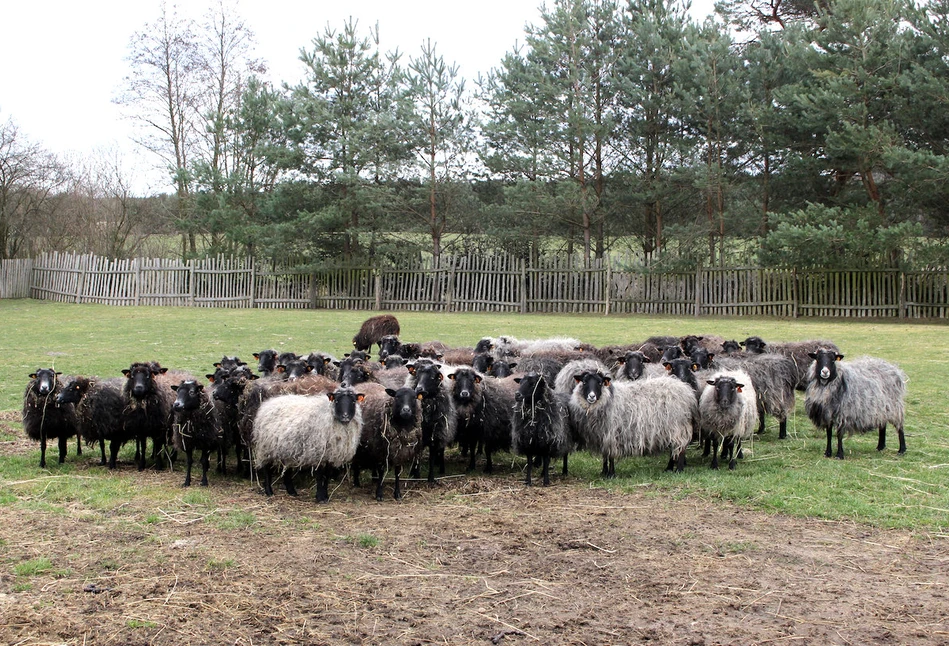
[{"x1": 2, "y1": 0, "x2": 949, "y2": 270}]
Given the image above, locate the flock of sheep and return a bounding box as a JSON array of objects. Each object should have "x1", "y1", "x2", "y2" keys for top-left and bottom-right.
[{"x1": 21, "y1": 314, "x2": 909, "y2": 502}]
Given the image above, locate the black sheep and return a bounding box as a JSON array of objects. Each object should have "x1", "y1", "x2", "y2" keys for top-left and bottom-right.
[
  {"x1": 121, "y1": 362, "x2": 176, "y2": 471},
  {"x1": 57, "y1": 375, "x2": 129, "y2": 468},
  {"x1": 352, "y1": 314, "x2": 401, "y2": 353},
  {"x1": 405, "y1": 360, "x2": 457, "y2": 482},
  {"x1": 448, "y1": 367, "x2": 516, "y2": 474},
  {"x1": 171, "y1": 380, "x2": 224, "y2": 487},
  {"x1": 511, "y1": 372, "x2": 573, "y2": 486},
  {"x1": 22, "y1": 369, "x2": 79, "y2": 468}
]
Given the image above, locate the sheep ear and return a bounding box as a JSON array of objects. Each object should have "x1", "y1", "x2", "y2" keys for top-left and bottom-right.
[
  {"x1": 736, "y1": 385, "x2": 744, "y2": 392},
  {"x1": 616, "y1": 357, "x2": 626, "y2": 364},
  {"x1": 196, "y1": 383, "x2": 204, "y2": 392},
  {"x1": 171, "y1": 385, "x2": 179, "y2": 391},
  {"x1": 808, "y1": 352, "x2": 818, "y2": 360},
  {"x1": 206, "y1": 374, "x2": 216, "y2": 382},
  {"x1": 447, "y1": 373, "x2": 456, "y2": 380},
  {"x1": 326, "y1": 393, "x2": 336, "y2": 402},
  {"x1": 706, "y1": 379, "x2": 716, "y2": 386},
  {"x1": 214, "y1": 362, "x2": 222, "y2": 368},
  {"x1": 513, "y1": 378, "x2": 522, "y2": 384},
  {"x1": 356, "y1": 393, "x2": 365, "y2": 402},
  {"x1": 323, "y1": 357, "x2": 331, "y2": 365},
  {"x1": 253, "y1": 353, "x2": 261, "y2": 359},
  {"x1": 643, "y1": 357, "x2": 651, "y2": 363},
  {"x1": 836, "y1": 354, "x2": 844, "y2": 361},
  {"x1": 384, "y1": 388, "x2": 396, "y2": 397},
  {"x1": 663, "y1": 363, "x2": 672, "y2": 371},
  {"x1": 122, "y1": 369, "x2": 131, "y2": 377},
  {"x1": 603, "y1": 377, "x2": 611, "y2": 387},
  {"x1": 691, "y1": 363, "x2": 699, "y2": 371},
  {"x1": 29, "y1": 373, "x2": 37, "y2": 379},
  {"x1": 276, "y1": 365, "x2": 286, "y2": 373},
  {"x1": 416, "y1": 392, "x2": 424, "y2": 400},
  {"x1": 573, "y1": 374, "x2": 582, "y2": 383},
  {"x1": 474, "y1": 376, "x2": 482, "y2": 384},
  {"x1": 707, "y1": 354, "x2": 714, "y2": 361}
]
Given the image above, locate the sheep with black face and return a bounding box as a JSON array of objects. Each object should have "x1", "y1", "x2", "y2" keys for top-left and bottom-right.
[
  {"x1": 22, "y1": 368, "x2": 80, "y2": 468},
  {"x1": 804, "y1": 348, "x2": 907, "y2": 460}
]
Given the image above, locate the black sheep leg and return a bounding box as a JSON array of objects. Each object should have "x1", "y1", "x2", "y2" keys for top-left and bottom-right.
[
  {"x1": 709, "y1": 437, "x2": 720, "y2": 469},
  {"x1": 877, "y1": 424, "x2": 887, "y2": 451},
  {"x1": 835, "y1": 427, "x2": 846, "y2": 460},
  {"x1": 58, "y1": 435, "x2": 68, "y2": 463},
  {"x1": 393, "y1": 466, "x2": 404, "y2": 500},
  {"x1": 39, "y1": 434, "x2": 47, "y2": 469},
  {"x1": 897, "y1": 425, "x2": 907, "y2": 454},
  {"x1": 541, "y1": 455, "x2": 552, "y2": 486},
  {"x1": 283, "y1": 471, "x2": 297, "y2": 496},
  {"x1": 525, "y1": 454, "x2": 534, "y2": 486},
  {"x1": 315, "y1": 467, "x2": 329, "y2": 503},
  {"x1": 260, "y1": 465, "x2": 274, "y2": 496},
  {"x1": 824, "y1": 427, "x2": 834, "y2": 458},
  {"x1": 183, "y1": 448, "x2": 194, "y2": 487},
  {"x1": 199, "y1": 449, "x2": 210, "y2": 486}
]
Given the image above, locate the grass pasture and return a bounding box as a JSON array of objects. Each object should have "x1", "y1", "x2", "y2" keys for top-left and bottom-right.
[{"x1": 1, "y1": 299, "x2": 948, "y2": 644}]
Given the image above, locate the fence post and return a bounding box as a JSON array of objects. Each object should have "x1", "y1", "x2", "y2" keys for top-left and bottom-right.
[
  {"x1": 371, "y1": 270, "x2": 380, "y2": 310},
  {"x1": 604, "y1": 258, "x2": 612, "y2": 316},
  {"x1": 134, "y1": 258, "x2": 141, "y2": 306},
  {"x1": 792, "y1": 268, "x2": 799, "y2": 319},
  {"x1": 520, "y1": 261, "x2": 527, "y2": 314},
  {"x1": 446, "y1": 263, "x2": 455, "y2": 312},
  {"x1": 188, "y1": 260, "x2": 195, "y2": 307},
  {"x1": 249, "y1": 258, "x2": 256, "y2": 309},
  {"x1": 693, "y1": 264, "x2": 702, "y2": 318},
  {"x1": 899, "y1": 270, "x2": 907, "y2": 319}
]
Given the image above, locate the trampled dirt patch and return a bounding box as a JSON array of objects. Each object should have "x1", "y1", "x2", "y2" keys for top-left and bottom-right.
[{"x1": 0, "y1": 434, "x2": 946, "y2": 645}]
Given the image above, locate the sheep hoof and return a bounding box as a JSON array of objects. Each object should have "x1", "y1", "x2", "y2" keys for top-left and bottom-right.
[{"x1": 181, "y1": 482, "x2": 191, "y2": 488}]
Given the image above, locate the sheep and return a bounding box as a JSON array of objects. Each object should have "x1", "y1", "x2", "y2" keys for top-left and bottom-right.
[
  {"x1": 565, "y1": 368, "x2": 697, "y2": 476},
  {"x1": 252, "y1": 388, "x2": 364, "y2": 502},
  {"x1": 253, "y1": 349, "x2": 279, "y2": 376},
  {"x1": 352, "y1": 314, "x2": 401, "y2": 353},
  {"x1": 22, "y1": 369, "x2": 80, "y2": 468},
  {"x1": 448, "y1": 367, "x2": 517, "y2": 473},
  {"x1": 352, "y1": 383, "x2": 423, "y2": 500},
  {"x1": 404, "y1": 359, "x2": 458, "y2": 483},
  {"x1": 121, "y1": 362, "x2": 180, "y2": 471},
  {"x1": 208, "y1": 365, "x2": 258, "y2": 476},
  {"x1": 804, "y1": 348, "x2": 907, "y2": 460},
  {"x1": 711, "y1": 353, "x2": 797, "y2": 439},
  {"x1": 170, "y1": 380, "x2": 223, "y2": 487},
  {"x1": 679, "y1": 334, "x2": 726, "y2": 356},
  {"x1": 699, "y1": 371, "x2": 758, "y2": 470},
  {"x1": 554, "y1": 357, "x2": 611, "y2": 396},
  {"x1": 302, "y1": 351, "x2": 336, "y2": 377},
  {"x1": 613, "y1": 350, "x2": 667, "y2": 382},
  {"x1": 740, "y1": 336, "x2": 841, "y2": 390},
  {"x1": 56, "y1": 375, "x2": 129, "y2": 468},
  {"x1": 511, "y1": 372, "x2": 573, "y2": 486},
  {"x1": 721, "y1": 340, "x2": 742, "y2": 355},
  {"x1": 214, "y1": 356, "x2": 246, "y2": 371}
]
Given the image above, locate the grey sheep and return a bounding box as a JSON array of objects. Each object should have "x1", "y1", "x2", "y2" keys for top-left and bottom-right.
[
  {"x1": 711, "y1": 353, "x2": 797, "y2": 439},
  {"x1": 252, "y1": 388, "x2": 364, "y2": 502},
  {"x1": 699, "y1": 370, "x2": 758, "y2": 470},
  {"x1": 22, "y1": 369, "x2": 80, "y2": 468},
  {"x1": 566, "y1": 368, "x2": 697, "y2": 476},
  {"x1": 805, "y1": 348, "x2": 907, "y2": 460},
  {"x1": 741, "y1": 336, "x2": 841, "y2": 390},
  {"x1": 352, "y1": 382, "x2": 423, "y2": 500}
]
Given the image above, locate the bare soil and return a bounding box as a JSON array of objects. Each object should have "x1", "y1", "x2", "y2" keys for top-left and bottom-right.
[{"x1": 0, "y1": 426, "x2": 946, "y2": 645}]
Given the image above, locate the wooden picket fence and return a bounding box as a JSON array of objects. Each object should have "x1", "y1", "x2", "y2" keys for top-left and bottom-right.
[{"x1": 3, "y1": 251, "x2": 948, "y2": 319}]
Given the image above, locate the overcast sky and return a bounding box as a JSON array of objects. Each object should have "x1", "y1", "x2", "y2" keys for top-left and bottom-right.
[{"x1": 1, "y1": 0, "x2": 715, "y2": 194}]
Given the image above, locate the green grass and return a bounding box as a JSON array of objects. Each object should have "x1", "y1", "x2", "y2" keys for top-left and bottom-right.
[{"x1": 1, "y1": 299, "x2": 948, "y2": 532}]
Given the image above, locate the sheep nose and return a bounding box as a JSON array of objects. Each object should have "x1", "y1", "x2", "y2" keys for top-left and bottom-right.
[
  {"x1": 132, "y1": 385, "x2": 146, "y2": 397},
  {"x1": 586, "y1": 392, "x2": 598, "y2": 404},
  {"x1": 173, "y1": 400, "x2": 184, "y2": 410},
  {"x1": 38, "y1": 385, "x2": 51, "y2": 395},
  {"x1": 819, "y1": 367, "x2": 831, "y2": 380}
]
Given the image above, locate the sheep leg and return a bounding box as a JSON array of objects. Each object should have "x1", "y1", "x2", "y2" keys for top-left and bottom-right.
[
  {"x1": 39, "y1": 434, "x2": 47, "y2": 469},
  {"x1": 315, "y1": 467, "x2": 329, "y2": 503},
  {"x1": 710, "y1": 437, "x2": 720, "y2": 469},
  {"x1": 824, "y1": 427, "x2": 834, "y2": 458},
  {"x1": 728, "y1": 440, "x2": 739, "y2": 470},
  {"x1": 98, "y1": 438, "x2": 107, "y2": 466},
  {"x1": 542, "y1": 455, "x2": 552, "y2": 486},
  {"x1": 261, "y1": 466, "x2": 274, "y2": 496},
  {"x1": 57, "y1": 435, "x2": 68, "y2": 464},
  {"x1": 877, "y1": 424, "x2": 887, "y2": 451},
  {"x1": 778, "y1": 417, "x2": 788, "y2": 440},
  {"x1": 756, "y1": 408, "x2": 766, "y2": 435},
  {"x1": 601, "y1": 456, "x2": 609, "y2": 476},
  {"x1": 897, "y1": 425, "x2": 907, "y2": 454},
  {"x1": 483, "y1": 449, "x2": 494, "y2": 474},
  {"x1": 352, "y1": 466, "x2": 362, "y2": 488},
  {"x1": 427, "y1": 446, "x2": 436, "y2": 484},
  {"x1": 466, "y1": 441, "x2": 477, "y2": 472},
  {"x1": 525, "y1": 454, "x2": 534, "y2": 487},
  {"x1": 283, "y1": 471, "x2": 298, "y2": 496},
  {"x1": 835, "y1": 427, "x2": 846, "y2": 460},
  {"x1": 183, "y1": 448, "x2": 194, "y2": 487},
  {"x1": 410, "y1": 456, "x2": 421, "y2": 479},
  {"x1": 137, "y1": 436, "x2": 148, "y2": 472},
  {"x1": 374, "y1": 464, "x2": 384, "y2": 501},
  {"x1": 75, "y1": 434, "x2": 82, "y2": 457},
  {"x1": 393, "y1": 466, "x2": 404, "y2": 500},
  {"x1": 199, "y1": 449, "x2": 210, "y2": 487},
  {"x1": 562, "y1": 453, "x2": 569, "y2": 476},
  {"x1": 702, "y1": 436, "x2": 712, "y2": 457}
]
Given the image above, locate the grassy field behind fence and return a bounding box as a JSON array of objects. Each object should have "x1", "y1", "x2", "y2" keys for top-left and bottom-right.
[{"x1": 1, "y1": 299, "x2": 947, "y2": 533}]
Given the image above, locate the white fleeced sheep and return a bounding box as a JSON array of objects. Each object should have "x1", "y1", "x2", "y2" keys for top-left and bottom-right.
[{"x1": 252, "y1": 388, "x2": 364, "y2": 502}]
